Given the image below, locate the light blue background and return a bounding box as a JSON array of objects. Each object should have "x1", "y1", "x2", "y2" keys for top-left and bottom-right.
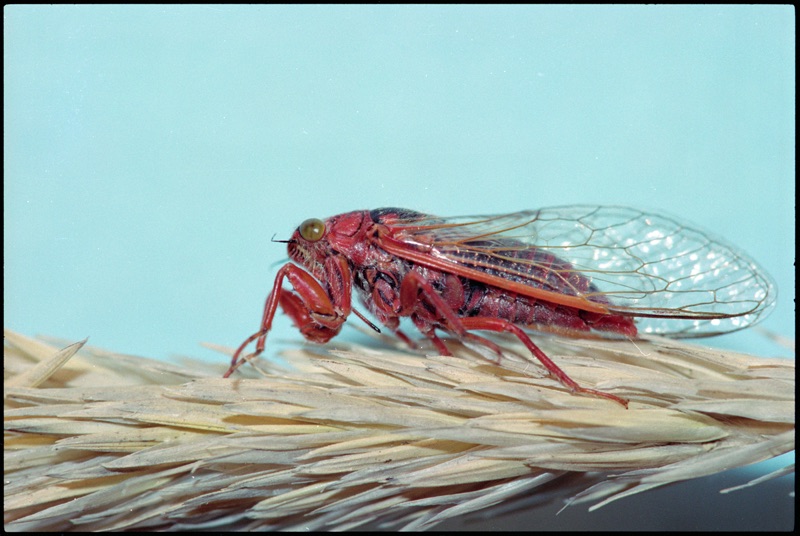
[
  {"x1": 3, "y1": 4, "x2": 795, "y2": 530},
  {"x1": 5, "y1": 5, "x2": 793, "y2": 364}
]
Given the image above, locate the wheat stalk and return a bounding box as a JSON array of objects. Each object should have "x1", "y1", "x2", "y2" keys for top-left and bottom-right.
[{"x1": 4, "y1": 327, "x2": 794, "y2": 531}]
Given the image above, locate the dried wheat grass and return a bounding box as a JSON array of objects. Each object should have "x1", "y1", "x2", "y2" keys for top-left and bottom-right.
[{"x1": 4, "y1": 327, "x2": 794, "y2": 531}]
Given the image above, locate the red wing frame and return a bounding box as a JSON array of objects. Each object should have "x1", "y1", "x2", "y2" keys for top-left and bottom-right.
[{"x1": 377, "y1": 206, "x2": 777, "y2": 338}]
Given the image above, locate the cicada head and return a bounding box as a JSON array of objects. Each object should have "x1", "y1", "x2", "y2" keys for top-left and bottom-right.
[{"x1": 286, "y1": 210, "x2": 372, "y2": 279}]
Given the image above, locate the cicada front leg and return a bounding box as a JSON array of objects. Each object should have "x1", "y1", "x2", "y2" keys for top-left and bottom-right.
[{"x1": 224, "y1": 256, "x2": 352, "y2": 378}]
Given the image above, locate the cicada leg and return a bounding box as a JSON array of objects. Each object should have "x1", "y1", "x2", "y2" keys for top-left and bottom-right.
[
  {"x1": 460, "y1": 317, "x2": 628, "y2": 407},
  {"x1": 413, "y1": 322, "x2": 505, "y2": 359},
  {"x1": 398, "y1": 271, "x2": 628, "y2": 408},
  {"x1": 417, "y1": 326, "x2": 451, "y2": 356},
  {"x1": 224, "y1": 256, "x2": 352, "y2": 378}
]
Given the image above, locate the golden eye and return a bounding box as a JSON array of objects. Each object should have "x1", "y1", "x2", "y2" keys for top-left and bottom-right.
[{"x1": 298, "y1": 218, "x2": 325, "y2": 242}]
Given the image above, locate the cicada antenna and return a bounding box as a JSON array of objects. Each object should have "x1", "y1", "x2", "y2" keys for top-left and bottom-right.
[
  {"x1": 269, "y1": 234, "x2": 295, "y2": 269},
  {"x1": 271, "y1": 234, "x2": 293, "y2": 244}
]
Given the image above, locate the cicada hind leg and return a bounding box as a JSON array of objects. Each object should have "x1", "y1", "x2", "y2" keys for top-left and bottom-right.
[
  {"x1": 460, "y1": 317, "x2": 628, "y2": 408},
  {"x1": 398, "y1": 271, "x2": 629, "y2": 407}
]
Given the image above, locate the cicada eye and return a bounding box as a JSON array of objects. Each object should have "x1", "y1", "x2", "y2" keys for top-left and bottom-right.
[{"x1": 298, "y1": 218, "x2": 325, "y2": 242}]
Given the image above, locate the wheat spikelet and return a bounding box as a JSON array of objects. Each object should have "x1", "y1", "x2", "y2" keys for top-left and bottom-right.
[{"x1": 4, "y1": 328, "x2": 794, "y2": 531}]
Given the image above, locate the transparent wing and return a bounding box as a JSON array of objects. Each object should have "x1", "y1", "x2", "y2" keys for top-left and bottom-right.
[{"x1": 381, "y1": 206, "x2": 777, "y2": 337}]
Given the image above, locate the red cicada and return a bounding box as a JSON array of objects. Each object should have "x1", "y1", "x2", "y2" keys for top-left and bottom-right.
[{"x1": 224, "y1": 206, "x2": 776, "y2": 407}]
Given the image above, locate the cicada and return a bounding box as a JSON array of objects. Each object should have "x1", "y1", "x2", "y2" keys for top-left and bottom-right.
[{"x1": 225, "y1": 206, "x2": 776, "y2": 407}]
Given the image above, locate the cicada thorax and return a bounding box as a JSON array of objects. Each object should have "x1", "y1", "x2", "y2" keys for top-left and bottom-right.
[
  {"x1": 369, "y1": 207, "x2": 429, "y2": 225},
  {"x1": 352, "y1": 254, "x2": 413, "y2": 331}
]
